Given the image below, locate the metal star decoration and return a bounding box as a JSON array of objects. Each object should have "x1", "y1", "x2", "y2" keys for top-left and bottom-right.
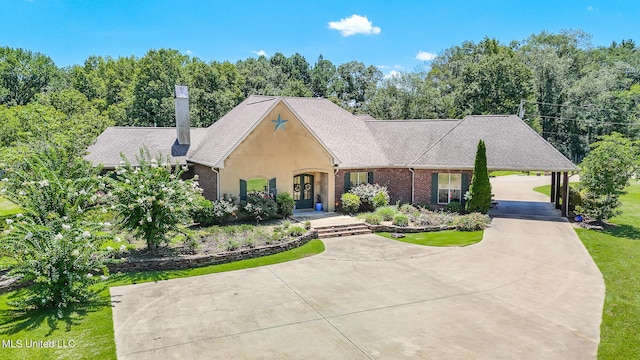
[{"x1": 271, "y1": 114, "x2": 288, "y2": 131}]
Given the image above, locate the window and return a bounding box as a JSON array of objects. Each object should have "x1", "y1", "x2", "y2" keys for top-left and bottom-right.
[
  {"x1": 350, "y1": 172, "x2": 369, "y2": 187},
  {"x1": 240, "y1": 178, "x2": 276, "y2": 200},
  {"x1": 344, "y1": 171, "x2": 373, "y2": 191},
  {"x1": 437, "y1": 173, "x2": 462, "y2": 204}
]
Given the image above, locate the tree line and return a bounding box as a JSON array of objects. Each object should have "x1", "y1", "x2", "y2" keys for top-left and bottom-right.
[{"x1": 1, "y1": 29, "x2": 640, "y2": 165}]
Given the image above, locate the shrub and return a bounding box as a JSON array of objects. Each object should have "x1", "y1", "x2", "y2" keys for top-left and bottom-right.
[
  {"x1": 375, "y1": 206, "x2": 397, "y2": 221},
  {"x1": 411, "y1": 210, "x2": 457, "y2": 227},
  {"x1": 349, "y1": 183, "x2": 390, "y2": 211},
  {"x1": 286, "y1": 225, "x2": 306, "y2": 237},
  {"x1": 399, "y1": 203, "x2": 417, "y2": 214},
  {"x1": 455, "y1": 212, "x2": 491, "y2": 231},
  {"x1": 363, "y1": 213, "x2": 382, "y2": 225},
  {"x1": 341, "y1": 193, "x2": 361, "y2": 214},
  {"x1": 568, "y1": 187, "x2": 583, "y2": 212},
  {"x1": 276, "y1": 192, "x2": 295, "y2": 218},
  {"x1": 392, "y1": 213, "x2": 409, "y2": 227},
  {"x1": 242, "y1": 191, "x2": 277, "y2": 224},
  {"x1": 1, "y1": 217, "x2": 108, "y2": 312},
  {"x1": 445, "y1": 202, "x2": 462, "y2": 213},
  {"x1": 466, "y1": 140, "x2": 492, "y2": 214}
]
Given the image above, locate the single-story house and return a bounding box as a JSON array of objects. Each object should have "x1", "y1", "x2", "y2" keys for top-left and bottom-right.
[{"x1": 85, "y1": 87, "x2": 578, "y2": 214}]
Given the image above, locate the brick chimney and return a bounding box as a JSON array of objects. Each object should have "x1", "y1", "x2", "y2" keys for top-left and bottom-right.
[{"x1": 174, "y1": 85, "x2": 190, "y2": 145}]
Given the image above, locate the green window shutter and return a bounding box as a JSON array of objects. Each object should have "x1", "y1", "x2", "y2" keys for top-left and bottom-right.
[
  {"x1": 431, "y1": 173, "x2": 439, "y2": 204},
  {"x1": 367, "y1": 171, "x2": 374, "y2": 184},
  {"x1": 239, "y1": 179, "x2": 247, "y2": 201},
  {"x1": 269, "y1": 178, "x2": 277, "y2": 197},
  {"x1": 344, "y1": 172, "x2": 351, "y2": 192},
  {"x1": 461, "y1": 173, "x2": 469, "y2": 207}
]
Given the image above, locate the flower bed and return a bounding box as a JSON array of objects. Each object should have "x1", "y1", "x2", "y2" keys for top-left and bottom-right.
[{"x1": 106, "y1": 230, "x2": 317, "y2": 273}]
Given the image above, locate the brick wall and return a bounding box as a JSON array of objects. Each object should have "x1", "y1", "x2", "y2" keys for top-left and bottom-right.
[
  {"x1": 191, "y1": 164, "x2": 218, "y2": 200},
  {"x1": 335, "y1": 168, "x2": 412, "y2": 204},
  {"x1": 335, "y1": 168, "x2": 472, "y2": 207}
]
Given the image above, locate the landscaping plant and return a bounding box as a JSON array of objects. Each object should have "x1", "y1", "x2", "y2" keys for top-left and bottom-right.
[
  {"x1": 340, "y1": 193, "x2": 361, "y2": 214},
  {"x1": 0, "y1": 147, "x2": 110, "y2": 312},
  {"x1": 466, "y1": 139, "x2": 492, "y2": 214},
  {"x1": 577, "y1": 133, "x2": 640, "y2": 222},
  {"x1": 349, "y1": 183, "x2": 390, "y2": 211},
  {"x1": 242, "y1": 191, "x2": 277, "y2": 224},
  {"x1": 276, "y1": 192, "x2": 295, "y2": 218},
  {"x1": 108, "y1": 148, "x2": 202, "y2": 250}
]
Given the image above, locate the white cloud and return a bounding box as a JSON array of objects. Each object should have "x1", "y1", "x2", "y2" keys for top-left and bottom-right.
[
  {"x1": 328, "y1": 14, "x2": 381, "y2": 37},
  {"x1": 185, "y1": 50, "x2": 193, "y2": 55},
  {"x1": 252, "y1": 50, "x2": 267, "y2": 57},
  {"x1": 384, "y1": 70, "x2": 401, "y2": 79},
  {"x1": 416, "y1": 51, "x2": 437, "y2": 61},
  {"x1": 587, "y1": 5, "x2": 594, "y2": 11}
]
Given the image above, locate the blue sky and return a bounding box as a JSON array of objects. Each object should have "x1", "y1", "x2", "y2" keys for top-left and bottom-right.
[{"x1": 2, "y1": 0, "x2": 639, "y2": 75}]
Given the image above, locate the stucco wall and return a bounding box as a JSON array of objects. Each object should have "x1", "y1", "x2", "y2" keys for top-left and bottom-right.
[{"x1": 219, "y1": 103, "x2": 336, "y2": 211}]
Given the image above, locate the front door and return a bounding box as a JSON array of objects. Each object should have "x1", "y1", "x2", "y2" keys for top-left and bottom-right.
[{"x1": 293, "y1": 174, "x2": 314, "y2": 209}]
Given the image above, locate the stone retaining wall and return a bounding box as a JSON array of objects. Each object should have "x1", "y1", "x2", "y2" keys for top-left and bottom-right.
[{"x1": 107, "y1": 231, "x2": 317, "y2": 273}]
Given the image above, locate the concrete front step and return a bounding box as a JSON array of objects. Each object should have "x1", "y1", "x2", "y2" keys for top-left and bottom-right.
[{"x1": 314, "y1": 223, "x2": 372, "y2": 239}]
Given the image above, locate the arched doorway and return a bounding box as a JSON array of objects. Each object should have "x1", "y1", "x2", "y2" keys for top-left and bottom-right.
[{"x1": 293, "y1": 174, "x2": 314, "y2": 209}]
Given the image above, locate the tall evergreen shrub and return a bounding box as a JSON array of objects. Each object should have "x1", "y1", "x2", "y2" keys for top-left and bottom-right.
[{"x1": 466, "y1": 140, "x2": 492, "y2": 213}]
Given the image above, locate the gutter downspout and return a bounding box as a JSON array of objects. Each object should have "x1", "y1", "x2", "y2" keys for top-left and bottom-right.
[
  {"x1": 211, "y1": 167, "x2": 220, "y2": 200},
  {"x1": 409, "y1": 168, "x2": 415, "y2": 204}
]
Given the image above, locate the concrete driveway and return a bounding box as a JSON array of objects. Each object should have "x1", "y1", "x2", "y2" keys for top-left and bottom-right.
[{"x1": 111, "y1": 175, "x2": 604, "y2": 359}]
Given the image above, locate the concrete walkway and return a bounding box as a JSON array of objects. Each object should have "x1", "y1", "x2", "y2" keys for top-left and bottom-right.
[{"x1": 111, "y1": 175, "x2": 604, "y2": 359}]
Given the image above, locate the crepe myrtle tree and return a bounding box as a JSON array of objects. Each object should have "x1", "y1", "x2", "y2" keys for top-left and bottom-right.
[
  {"x1": 0, "y1": 148, "x2": 110, "y2": 312},
  {"x1": 107, "y1": 148, "x2": 202, "y2": 250}
]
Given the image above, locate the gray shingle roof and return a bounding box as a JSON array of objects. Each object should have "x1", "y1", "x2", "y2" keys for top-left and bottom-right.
[
  {"x1": 410, "y1": 115, "x2": 578, "y2": 171},
  {"x1": 365, "y1": 120, "x2": 459, "y2": 165},
  {"x1": 86, "y1": 98, "x2": 578, "y2": 172},
  {"x1": 85, "y1": 127, "x2": 207, "y2": 168}
]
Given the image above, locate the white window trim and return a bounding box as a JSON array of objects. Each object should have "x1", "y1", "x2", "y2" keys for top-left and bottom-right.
[{"x1": 437, "y1": 173, "x2": 462, "y2": 204}]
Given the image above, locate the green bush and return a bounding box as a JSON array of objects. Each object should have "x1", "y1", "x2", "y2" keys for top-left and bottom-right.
[
  {"x1": 363, "y1": 213, "x2": 382, "y2": 225},
  {"x1": 466, "y1": 140, "x2": 492, "y2": 214},
  {"x1": 392, "y1": 213, "x2": 409, "y2": 227},
  {"x1": 445, "y1": 202, "x2": 462, "y2": 213},
  {"x1": 375, "y1": 206, "x2": 397, "y2": 221},
  {"x1": 286, "y1": 225, "x2": 306, "y2": 237},
  {"x1": 455, "y1": 212, "x2": 491, "y2": 231},
  {"x1": 399, "y1": 203, "x2": 417, "y2": 214},
  {"x1": 349, "y1": 183, "x2": 390, "y2": 211},
  {"x1": 242, "y1": 191, "x2": 277, "y2": 224},
  {"x1": 276, "y1": 192, "x2": 295, "y2": 218},
  {"x1": 341, "y1": 193, "x2": 361, "y2": 214}
]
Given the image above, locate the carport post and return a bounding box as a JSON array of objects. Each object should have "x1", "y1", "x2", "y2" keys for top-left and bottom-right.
[
  {"x1": 550, "y1": 172, "x2": 556, "y2": 203},
  {"x1": 562, "y1": 172, "x2": 569, "y2": 217},
  {"x1": 554, "y1": 172, "x2": 561, "y2": 209}
]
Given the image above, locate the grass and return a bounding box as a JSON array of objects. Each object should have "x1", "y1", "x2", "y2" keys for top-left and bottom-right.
[
  {"x1": 532, "y1": 182, "x2": 579, "y2": 197},
  {"x1": 573, "y1": 181, "x2": 640, "y2": 359},
  {"x1": 489, "y1": 171, "x2": 543, "y2": 177},
  {"x1": 0, "y1": 184, "x2": 20, "y2": 218},
  {"x1": 378, "y1": 230, "x2": 483, "y2": 247},
  {"x1": 0, "y1": 239, "x2": 325, "y2": 360}
]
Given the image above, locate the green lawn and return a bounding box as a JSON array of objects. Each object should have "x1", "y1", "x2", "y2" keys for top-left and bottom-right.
[
  {"x1": 574, "y1": 181, "x2": 640, "y2": 359},
  {"x1": 537, "y1": 180, "x2": 640, "y2": 359},
  {"x1": 489, "y1": 171, "x2": 543, "y2": 177},
  {"x1": 0, "y1": 184, "x2": 20, "y2": 218},
  {"x1": 378, "y1": 230, "x2": 483, "y2": 247},
  {"x1": 0, "y1": 239, "x2": 325, "y2": 360}
]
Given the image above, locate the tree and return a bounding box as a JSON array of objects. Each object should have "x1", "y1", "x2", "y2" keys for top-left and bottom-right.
[
  {"x1": 335, "y1": 61, "x2": 383, "y2": 112},
  {"x1": 466, "y1": 140, "x2": 492, "y2": 213},
  {"x1": 0, "y1": 47, "x2": 58, "y2": 106},
  {"x1": 108, "y1": 149, "x2": 202, "y2": 250},
  {"x1": 577, "y1": 133, "x2": 639, "y2": 222},
  {"x1": 0, "y1": 148, "x2": 109, "y2": 312}
]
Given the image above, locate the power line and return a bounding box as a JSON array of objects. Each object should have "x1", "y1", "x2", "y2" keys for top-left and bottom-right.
[{"x1": 522, "y1": 99, "x2": 620, "y2": 113}]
